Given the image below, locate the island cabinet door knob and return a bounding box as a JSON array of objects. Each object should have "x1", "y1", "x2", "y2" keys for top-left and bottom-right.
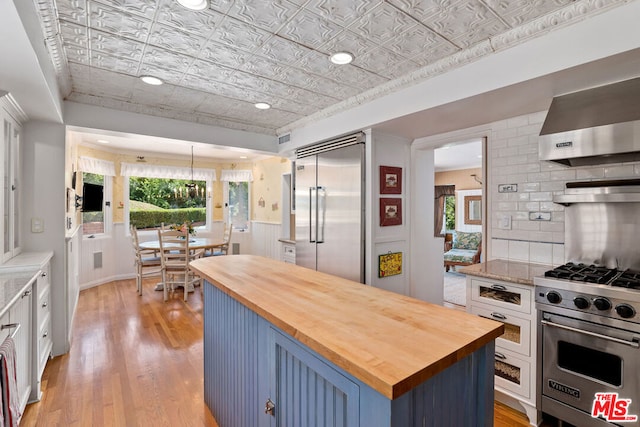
[{"x1": 264, "y1": 398, "x2": 276, "y2": 416}]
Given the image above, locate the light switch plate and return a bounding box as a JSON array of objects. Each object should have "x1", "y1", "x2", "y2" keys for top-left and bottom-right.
[
  {"x1": 31, "y1": 217, "x2": 44, "y2": 233},
  {"x1": 498, "y1": 214, "x2": 511, "y2": 230}
]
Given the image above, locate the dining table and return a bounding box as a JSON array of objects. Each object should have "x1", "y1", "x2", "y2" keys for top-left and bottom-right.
[{"x1": 138, "y1": 236, "x2": 225, "y2": 252}]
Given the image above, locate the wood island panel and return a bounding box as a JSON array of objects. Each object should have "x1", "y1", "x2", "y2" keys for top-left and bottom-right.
[{"x1": 191, "y1": 255, "x2": 503, "y2": 399}]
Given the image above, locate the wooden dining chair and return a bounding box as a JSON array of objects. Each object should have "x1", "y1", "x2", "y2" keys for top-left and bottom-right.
[
  {"x1": 158, "y1": 229, "x2": 203, "y2": 302},
  {"x1": 205, "y1": 223, "x2": 233, "y2": 256},
  {"x1": 130, "y1": 225, "x2": 162, "y2": 296}
]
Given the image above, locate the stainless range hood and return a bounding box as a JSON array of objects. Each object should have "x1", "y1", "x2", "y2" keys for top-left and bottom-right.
[{"x1": 539, "y1": 77, "x2": 640, "y2": 166}]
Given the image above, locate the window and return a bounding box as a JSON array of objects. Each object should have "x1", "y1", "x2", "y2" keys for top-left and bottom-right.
[
  {"x1": 444, "y1": 195, "x2": 456, "y2": 232},
  {"x1": 129, "y1": 177, "x2": 208, "y2": 230},
  {"x1": 228, "y1": 181, "x2": 249, "y2": 231},
  {"x1": 82, "y1": 172, "x2": 110, "y2": 236}
]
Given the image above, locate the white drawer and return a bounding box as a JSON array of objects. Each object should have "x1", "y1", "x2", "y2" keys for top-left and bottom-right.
[
  {"x1": 37, "y1": 286, "x2": 51, "y2": 323},
  {"x1": 471, "y1": 304, "x2": 531, "y2": 357},
  {"x1": 470, "y1": 279, "x2": 532, "y2": 314},
  {"x1": 494, "y1": 350, "x2": 531, "y2": 399},
  {"x1": 37, "y1": 315, "x2": 52, "y2": 377},
  {"x1": 283, "y1": 245, "x2": 295, "y2": 255}
]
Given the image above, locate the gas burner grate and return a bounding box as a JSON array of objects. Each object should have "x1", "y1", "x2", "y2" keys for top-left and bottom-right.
[
  {"x1": 544, "y1": 263, "x2": 618, "y2": 284},
  {"x1": 611, "y1": 270, "x2": 640, "y2": 290}
]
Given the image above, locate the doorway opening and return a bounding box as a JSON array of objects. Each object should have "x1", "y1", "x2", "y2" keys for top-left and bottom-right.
[{"x1": 434, "y1": 138, "x2": 484, "y2": 308}]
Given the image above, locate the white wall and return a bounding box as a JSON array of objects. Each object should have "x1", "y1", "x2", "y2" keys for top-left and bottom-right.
[
  {"x1": 366, "y1": 130, "x2": 413, "y2": 295},
  {"x1": 21, "y1": 121, "x2": 69, "y2": 355}
]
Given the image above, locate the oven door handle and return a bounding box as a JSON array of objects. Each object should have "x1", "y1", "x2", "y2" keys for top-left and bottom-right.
[{"x1": 541, "y1": 319, "x2": 640, "y2": 349}]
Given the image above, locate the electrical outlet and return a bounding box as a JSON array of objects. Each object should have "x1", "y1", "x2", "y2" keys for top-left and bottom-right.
[{"x1": 31, "y1": 217, "x2": 44, "y2": 233}]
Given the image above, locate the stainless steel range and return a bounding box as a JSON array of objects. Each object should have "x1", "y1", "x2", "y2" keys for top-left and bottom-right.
[{"x1": 534, "y1": 180, "x2": 640, "y2": 427}]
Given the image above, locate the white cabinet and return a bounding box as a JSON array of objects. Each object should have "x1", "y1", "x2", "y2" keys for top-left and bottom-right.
[
  {"x1": 32, "y1": 264, "x2": 52, "y2": 401},
  {"x1": 0, "y1": 93, "x2": 25, "y2": 264},
  {"x1": 466, "y1": 276, "x2": 539, "y2": 425},
  {"x1": 0, "y1": 280, "x2": 34, "y2": 418}
]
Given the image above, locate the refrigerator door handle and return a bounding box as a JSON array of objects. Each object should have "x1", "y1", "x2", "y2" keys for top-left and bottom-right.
[
  {"x1": 309, "y1": 187, "x2": 316, "y2": 243},
  {"x1": 317, "y1": 186, "x2": 326, "y2": 243}
]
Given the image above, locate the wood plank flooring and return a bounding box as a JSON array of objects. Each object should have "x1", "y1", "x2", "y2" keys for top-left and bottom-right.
[{"x1": 21, "y1": 278, "x2": 536, "y2": 427}]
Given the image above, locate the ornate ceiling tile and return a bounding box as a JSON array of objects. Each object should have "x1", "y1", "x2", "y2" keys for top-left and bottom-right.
[
  {"x1": 240, "y1": 56, "x2": 285, "y2": 79},
  {"x1": 268, "y1": 97, "x2": 321, "y2": 116},
  {"x1": 199, "y1": 41, "x2": 247, "y2": 69},
  {"x1": 89, "y1": 29, "x2": 145, "y2": 61},
  {"x1": 138, "y1": 64, "x2": 186, "y2": 85},
  {"x1": 386, "y1": 0, "x2": 452, "y2": 23},
  {"x1": 157, "y1": 1, "x2": 223, "y2": 36},
  {"x1": 278, "y1": 8, "x2": 342, "y2": 48},
  {"x1": 196, "y1": 96, "x2": 232, "y2": 116},
  {"x1": 56, "y1": 0, "x2": 88, "y2": 26},
  {"x1": 326, "y1": 65, "x2": 388, "y2": 90},
  {"x1": 319, "y1": 29, "x2": 379, "y2": 58},
  {"x1": 294, "y1": 50, "x2": 334, "y2": 75},
  {"x1": 484, "y1": 0, "x2": 574, "y2": 27},
  {"x1": 147, "y1": 23, "x2": 206, "y2": 55},
  {"x1": 211, "y1": 16, "x2": 271, "y2": 52},
  {"x1": 89, "y1": 52, "x2": 139, "y2": 74},
  {"x1": 88, "y1": 2, "x2": 152, "y2": 42},
  {"x1": 354, "y1": 46, "x2": 411, "y2": 76},
  {"x1": 379, "y1": 58, "x2": 422, "y2": 80},
  {"x1": 163, "y1": 86, "x2": 209, "y2": 111},
  {"x1": 187, "y1": 59, "x2": 235, "y2": 82},
  {"x1": 92, "y1": 0, "x2": 158, "y2": 19},
  {"x1": 59, "y1": 21, "x2": 89, "y2": 48},
  {"x1": 130, "y1": 85, "x2": 175, "y2": 105},
  {"x1": 256, "y1": 36, "x2": 313, "y2": 65},
  {"x1": 383, "y1": 23, "x2": 456, "y2": 61},
  {"x1": 140, "y1": 47, "x2": 193, "y2": 74},
  {"x1": 350, "y1": 2, "x2": 416, "y2": 45},
  {"x1": 305, "y1": 0, "x2": 382, "y2": 27},
  {"x1": 64, "y1": 45, "x2": 90, "y2": 65},
  {"x1": 228, "y1": 0, "x2": 300, "y2": 33}
]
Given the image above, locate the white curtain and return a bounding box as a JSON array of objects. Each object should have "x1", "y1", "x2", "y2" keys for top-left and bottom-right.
[
  {"x1": 120, "y1": 162, "x2": 216, "y2": 181},
  {"x1": 220, "y1": 169, "x2": 253, "y2": 182},
  {"x1": 78, "y1": 156, "x2": 116, "y2": 176}
]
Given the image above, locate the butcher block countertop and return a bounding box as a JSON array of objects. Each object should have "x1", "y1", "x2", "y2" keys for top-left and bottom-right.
[
  {"x1": 191, "y1": 255, "x2": 503, "y2": 400},
  {"x1": 460, "y1": 259, "x2": 554, "y2": 286}
]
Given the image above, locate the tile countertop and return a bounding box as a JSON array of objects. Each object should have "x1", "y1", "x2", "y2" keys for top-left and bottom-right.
[{"x1": 459, "y1": 259, "x2": 554, "y2": 286}]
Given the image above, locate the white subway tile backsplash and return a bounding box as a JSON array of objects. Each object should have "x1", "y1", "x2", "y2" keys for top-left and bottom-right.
[
  {"x1": 495, "y1": 128, "x2": 518, "y2": 139},
  {"x1": 517, "y1": 124, "x2": 542, "y2": 136},
  {"x1": 507, "y1": 116, "x2": 529, "y2": 128},
  {"x1": 528, "y1": 111, "x2": 547, "y2": 124},
  {"x1": 508, "y1": 240, "x2": 530, "y2": 261},
  {"x1": 530, "y1": 242, "x2": 552, "y2": 264},
  {"x1": 540, "y1": 221, "x2": 564, "y2": 232},
  {"x1": 540, "y1": 181, "x2": 565, "y2": 192},
  {"x1": 550, "y1": 169, "x2": 577, "y2": 181},
  {"x1": 521, "y1": 182, "x2": 540, "y2": 192},
  {"x1": 508, "y1": 136, "x2": 529, "y2": 147},
  {"x1": 529, "y1": 191, "x2": 553, "y2": 201},
  {"x1": 519, "y1": 201, "x2": 540, "y2": 211},
  {"x1": 604, "y1": 165, "x2": 635, "y2": 178},
  {"x1": 576, "y1": 167, "x2": 605, "y2": 179},
  {"x1": 492, "y1": 239, "x2": 509, "y2": 259},
  {"x1": 552, "y1": 244, "x2": 565, "y2": 265}
]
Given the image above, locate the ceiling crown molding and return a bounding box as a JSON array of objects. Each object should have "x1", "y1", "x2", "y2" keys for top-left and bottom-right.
[{"x1": 34, "y1": 0, "x2": 72, "y2": 97}]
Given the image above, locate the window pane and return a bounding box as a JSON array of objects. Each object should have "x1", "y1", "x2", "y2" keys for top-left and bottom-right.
[
  {"x1": 129, "y1": 177, "x2": 207, "y2": 230},
  {"x1": 229, "y1": 181, "x2": 249, "y2": 230},
  {"x1": 82, "y1": 172, "x2": 104, "y2": 235},
  {"x1": 444, "y1": 195, "x2": 456, "y2": 231}
]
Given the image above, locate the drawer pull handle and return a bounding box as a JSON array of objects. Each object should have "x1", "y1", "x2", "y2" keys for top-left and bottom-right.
[
  {"x1": 42, "y1": 302, "x2": 48, "y2": 308},
  {"x1": 41, "y1": 272, "x2": 47, "y2": 277},
  {"x1": 42, "y1": 331, "x2": 48, "y2": 338},
  {"x1": 22, "y1": 289, "x2": 32, "y2": 298},
  {"x1": 491, "y1": 284, "x2": 507, "y2": 291},
  {"x1": 491, "y1": 312, "x2": 507, "y2": 320},
  {"x1": 495, "y1": 352, "x2": 507, "y2": 360}
]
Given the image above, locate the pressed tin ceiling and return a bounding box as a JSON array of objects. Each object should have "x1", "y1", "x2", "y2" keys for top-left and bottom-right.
[{"x1": 35, "y1": 0, "x2": 626, "y2": 136}]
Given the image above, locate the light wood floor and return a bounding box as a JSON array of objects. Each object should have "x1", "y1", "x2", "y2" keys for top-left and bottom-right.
[{"x1": 22, "y1": 278, "x2": 536, "y2": 426}]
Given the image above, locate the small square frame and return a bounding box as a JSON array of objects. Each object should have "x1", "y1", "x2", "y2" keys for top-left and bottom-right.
[
  {"x1": 379, "y1": 252, "x2": 402, "y2": 278},
  {"x1": 380, "y1": 166, "x2": 402, "y2": 194},
  {"x1": 380, "y1": 198, "x2": 402, "y2": 226}
]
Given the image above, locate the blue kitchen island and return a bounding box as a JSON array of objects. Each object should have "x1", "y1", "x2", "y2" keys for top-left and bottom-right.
[{"x1": 190, "y1": 255, "x2": 503, "y2": 427}]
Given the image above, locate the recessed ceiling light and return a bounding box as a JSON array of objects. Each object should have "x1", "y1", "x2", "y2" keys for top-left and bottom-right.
[
  {"x1": 239, "y1": 156, "x2": 248, "y2": 159},
  {"x1": 330, "y1": 51, "x2": 354, "y2": 65},
  {"x1": 140, "y1": 75, "x2": 163, "y2": 85},
  {"x1": 97, "y1": 139, "x2": 109, "y2": 144},
  {"x1": 254, "y1": 102, "x2": 271, "y2": 110},
  {"x1": 176, "y1": 0, "x2": 209, "y2": 10}
]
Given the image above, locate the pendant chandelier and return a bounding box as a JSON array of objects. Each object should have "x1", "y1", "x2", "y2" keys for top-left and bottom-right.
[{"x1": 185, "y1": 146, "x2": 197, "y2": 198}]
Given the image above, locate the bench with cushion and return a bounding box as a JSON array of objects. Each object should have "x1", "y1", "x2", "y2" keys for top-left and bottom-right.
[{"x1": 444, "y1": 231, "x2": 482, "y2": 272}]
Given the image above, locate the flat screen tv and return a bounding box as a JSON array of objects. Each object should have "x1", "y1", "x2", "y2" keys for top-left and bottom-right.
[{"x1": 82, "y1": 182, "x2": 103, "y2": 212}]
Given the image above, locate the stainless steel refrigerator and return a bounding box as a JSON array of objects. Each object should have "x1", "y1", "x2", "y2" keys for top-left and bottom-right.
[{"x1": 295, "y1": 134, "x2": 365, "y2": 283}]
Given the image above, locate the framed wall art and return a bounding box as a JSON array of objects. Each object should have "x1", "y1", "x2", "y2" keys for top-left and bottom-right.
[
  {"x1": 380, "y1": 166, "x2": 402, "y2": 194},
  {"x1": 378, "y1": 252, "x2": 403, "y2": 278},
  {"x1": 380, "y1": 197, "x2": 402, "y2": 226}
]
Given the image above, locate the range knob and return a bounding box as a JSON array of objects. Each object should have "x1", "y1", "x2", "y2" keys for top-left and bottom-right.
[
  {"x1": 573, "y1": 297, "x2": 590, "y2": 309},
  {"x1": 615, "y1": 304, "x2": 636, "y2": 319},
  {"x1": 593, "y1": 297, "x2": 612, "y2": 311},
  {"x1": 546, "y1": 291, "x2": 562, "y2": 304}
]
